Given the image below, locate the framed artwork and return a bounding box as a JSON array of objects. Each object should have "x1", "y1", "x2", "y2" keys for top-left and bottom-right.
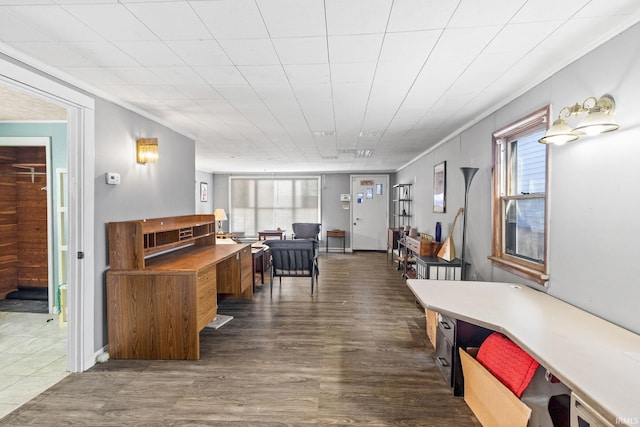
[
  {"x1": 433, "y1": 161, "x2": 446, "y2": 213},
  {"x1": 200, "y1": 182, "x2": 208, "y2": 202}
]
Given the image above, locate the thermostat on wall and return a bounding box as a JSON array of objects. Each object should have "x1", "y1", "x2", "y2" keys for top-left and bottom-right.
[
  {"x1": 105, "y1": 172, "x2": 121, "y2": 185},
  {"x1": 340, "y1": 193, "x2": 351, "y2": 202}
]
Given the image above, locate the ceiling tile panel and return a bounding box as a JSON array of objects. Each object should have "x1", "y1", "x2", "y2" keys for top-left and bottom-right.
[
  {"x1": 7, "y1": 41, "x2": 93, "y2": 67},
  {"x1": 449, "y1": 0, "x2": 527, "y2": 28},
  {"x1": 192, "y1": 0, "x2": 268, "y2": 40},
  {"x1": 165, "y1": 40, "x2": 232, "y2": 67},
  {"x1": 328, "y1": 34, "x2": 383, "y2": 63},
  {"x1": 330, "y1": 63, "x2": 376, "y2": 85},
  {"x1": 6, "y1": 5, "x2": 101, "y2": 42},
  {"x1": 148, "y1": 66, "x2": 207, "y2": 85},
  {"x1": 62, "y1": 3, "x2": 158, "y2": 41},
  {"x1": 114, "y1": 41, "x2": 185, "y2": 66},
  {"x1": 195, "y1": 66, "x2": 246, "y2": 85},
  {"x1": 387, "y1": 0, "x2": 458, "y2": 32},
  {"x1": 257, "y1": 0, "x2": 326, "y2": 37},
  {"x1": 284, "y1": 64, "x2": 331, "y2": 86},
  {"x1": 238, "y1": 65, "x2": 290, "y2": 86},
  {"x1": 106, "y1": 66, "x2": 165, "y2": 85},
  {"x1": 123, "y1": 2, "x2": 211, "y2": 41},
  {"x1": 511, "y1": 0, "x2": 586, "y2": 23},
  {"x1": 217, "y1": 39, "x2": 279, "y2": 66},
  {"x1": 71, "y1": 41, "x2": 138, "y2": 67},
  {"x1": 272, "y1": 37, "x2": 328, "y2": 65},
  {"x1": 325, "y1": 0, "x2": 393, "y2": 36}
]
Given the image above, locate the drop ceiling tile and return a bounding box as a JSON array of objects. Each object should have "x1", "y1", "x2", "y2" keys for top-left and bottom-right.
[
  {"x1": 179, "y1": 86, "x2": 223, "y2": 101},
  {"x1": 511, "y1": 0, "x2": 586, "y2": 23},
  {"x1": 378, "y1": 30, "x2": 440, "y2": 67},
  {"x1": 328, "y1": 34, "x2": 383, "y2": 63},
  {"x1": 483, "y1": 21, "x2": 561, "y2": 55},
  {"x1": 0, "y1": 8, "x2": 50, "y2": 41},
  {"x1": 387, "y1": 0, "x2": 457, "y2": 32},
  {"x1": 576, "y1": 0, "x2": 640, "y2": 17},
  {"x1": 195, "y1": 66, "x2": 246, "y2": 85},
  {"x1": 7, "y1": 41, "x2": 93, "y2": 67},
  {"x1": 238, "y1": 65, "x2": 290, "y2": 86},
  {"x1": 62, "y1": 3, "x2": 157, "y2": 41},
  {"x1": 148, "y1": 66, "x2": 206, "y2": 85},
  {"x1": 123, "y1": 2, "x2": 211, "y2": 41},
  {"x1": 105, "y1": 66, "x2": 165, "y2": 85},
  {"x1": 5, "y1": 5, "x2": 101, "y2": 41},
  {"x1": 284, "y1": 64, "x2": 331, "y2": 86},
  {"x1": 448, "y1": 0, "x2": 526, "y2": 28},
  {"x1": 166, "y1": 40, "x2": 232, "y2": 67},
  {"x1": 114, "y1": 41, "x2": 185, "y2": 66},
  {"x1": 58, "y1": 66, "x2": 123, "y2": 85},
  {"x1": 72, "y1": 41, "x2": 138, "y2": 67},
  {"x1": 430, "y1": 26, "x2": 503, "y2": 60},
  {"x1": 191, "y1": 0, "x2": 268, "y2": 40},
  {"x1": 272, "y1": 37, "x2": 328, "y2": 65},
  {"x1": 325, "y1": 0, "x2": 393, "y2": 36},
  {"x1": 257, "y1": 0, "x2": 326, "y2": 37},
  {"x1": 215, "y1": 85, "x2": 263, "y2": 110},
  {"x1": 330, "y1": 63, "x2": 376, "y2": 85},
  {"x1": 218, "y1": 39, "x2": 279, "y2": 65}
]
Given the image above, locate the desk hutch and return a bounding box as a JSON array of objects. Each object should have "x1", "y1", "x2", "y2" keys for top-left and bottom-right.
[{"x1": 106, "y1": 214, "x2": 252, "y2": 360}]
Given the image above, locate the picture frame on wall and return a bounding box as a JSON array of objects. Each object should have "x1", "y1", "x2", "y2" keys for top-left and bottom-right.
[
  {"x1": 433, "y1": 161, "x2": 446, "y2": 213},
  {"x1": 200, "y1": 182, "x2": 208, "y2": 202}
]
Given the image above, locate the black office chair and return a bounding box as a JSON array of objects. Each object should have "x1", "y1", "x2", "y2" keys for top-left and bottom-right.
[
  {"x1": 291, "y1": 223, "x2": 321, "y2": 240},
  {"x1": 263, "y1": 239, "x2": 319, "y2": 295}
]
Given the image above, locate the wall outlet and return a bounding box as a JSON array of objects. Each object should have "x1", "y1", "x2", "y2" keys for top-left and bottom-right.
[{"x1": 105, "y1": 172, "x2": 121, "y2": 185}]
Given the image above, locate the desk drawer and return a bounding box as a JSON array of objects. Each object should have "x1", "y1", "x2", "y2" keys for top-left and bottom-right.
[
  {"x1": 438, "y1": 313, "x2": 455, "y2": 343},
  {"x1": 196, "y1": 265, "x2": 217, "y2": 330},
  {"x1": 436, "y1": 329, "x2": 453, "y2": 386}
]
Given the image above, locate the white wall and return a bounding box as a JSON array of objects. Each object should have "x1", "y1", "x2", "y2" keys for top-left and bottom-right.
[{"x1": 396, "y1": 22, "x2": 640, "y2": 334}]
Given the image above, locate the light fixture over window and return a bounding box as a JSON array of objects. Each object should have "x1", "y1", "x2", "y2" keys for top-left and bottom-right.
[
  {"x1": 539, "y1": 94, "x2": 619, "y2": 145},
  {"x1": 136, "y1": 138, "x2": 159, "y2": 163}
]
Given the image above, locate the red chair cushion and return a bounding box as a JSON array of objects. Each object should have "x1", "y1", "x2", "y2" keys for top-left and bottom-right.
[{"x1": 476, "y1": 332, "x2": 539, "y2": 398}]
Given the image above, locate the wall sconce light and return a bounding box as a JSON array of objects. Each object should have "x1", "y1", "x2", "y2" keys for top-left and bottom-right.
[
  {"x1": 136, "y1": 138, "x2": 159, "y2": 163},
  {"x1": 213, "y1": 208, "x2": 227, "y2": 234},
  {"x1": 539, "y1": 94, "x2": 620, "y2": 145}
]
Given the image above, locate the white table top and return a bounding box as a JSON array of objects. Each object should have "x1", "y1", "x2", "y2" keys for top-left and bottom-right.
[{"x1": 406, "y1": 279, "x2": 640, "y2": 425}]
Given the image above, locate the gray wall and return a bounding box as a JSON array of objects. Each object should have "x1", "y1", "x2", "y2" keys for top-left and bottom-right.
[
  {"x1": 396, "y1": 21, "x2": 640, "y2": 334},
  {"x1": 94, "y1": 98, "x2": 195, "y2": 349},
  {"x1": 212, "y1": 173, "x2": 354, "y2": 247},
  {"x1": 195, "y1": 170, "x2": 214, "y2": 215}
]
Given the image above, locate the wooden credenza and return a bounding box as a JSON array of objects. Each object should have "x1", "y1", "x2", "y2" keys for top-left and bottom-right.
[{"x1": 106, "y1": 215, "x2": 252, "y2": 360}]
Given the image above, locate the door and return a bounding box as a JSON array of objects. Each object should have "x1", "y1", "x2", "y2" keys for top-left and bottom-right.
[{"x1": 351, "y1": 175, "x2": 389, "y2": 250}]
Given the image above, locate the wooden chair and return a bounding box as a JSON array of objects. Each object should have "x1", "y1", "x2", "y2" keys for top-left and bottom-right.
[{"x1": 263, "y1": 239, "x2": 319, "y2": 295}]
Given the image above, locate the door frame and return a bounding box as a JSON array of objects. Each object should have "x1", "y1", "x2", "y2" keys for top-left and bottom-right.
[
  {"x1": 0, "y1": 55, "x2": 96, "y2": 373},
  {"x1": 0, "y1": 137, "x2": 54, "y2": 311},
  {"x1": 350, "y1": 174, "x2": 390, "y2": 250}
]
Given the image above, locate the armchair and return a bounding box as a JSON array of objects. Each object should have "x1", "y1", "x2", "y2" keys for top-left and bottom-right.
[
  {"x1": 291, "y1": 223, "x2": 321, "y2": 240},
  {"x1": 263, "y1": 239, "x2": 319, "y2": 295}
]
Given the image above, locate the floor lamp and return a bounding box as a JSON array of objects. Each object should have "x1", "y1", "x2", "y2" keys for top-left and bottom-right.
[{"x1": 460, "y1": 167, "x2": 478, "y2": 280}]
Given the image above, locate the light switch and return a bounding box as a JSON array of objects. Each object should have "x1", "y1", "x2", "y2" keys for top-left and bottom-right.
[{"x1": 105, "y1": 172, "x2": 121, "y2": 185}]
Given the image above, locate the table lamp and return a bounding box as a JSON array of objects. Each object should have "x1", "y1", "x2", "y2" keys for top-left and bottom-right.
[{"x1": 213, "y1": 208, "x2": 227, "y2": 234}]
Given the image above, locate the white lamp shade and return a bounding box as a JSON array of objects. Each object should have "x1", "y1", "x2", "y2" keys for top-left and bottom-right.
[{"x1": 214, "y1": 208, "x2": 227, "y2": 221}]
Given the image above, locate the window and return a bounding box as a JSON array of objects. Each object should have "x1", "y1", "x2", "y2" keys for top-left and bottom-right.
[
  {"x1": 490, "y1": 106, "x2": 550, "y2": 285},
  {"x1": 229, "y1": 177, "x2": 321, "y2": 237}
]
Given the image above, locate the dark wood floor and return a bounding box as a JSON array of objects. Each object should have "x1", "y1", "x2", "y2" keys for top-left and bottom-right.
[{"x1": 2, "y1": 252, "x2": 480, "y2": 426}]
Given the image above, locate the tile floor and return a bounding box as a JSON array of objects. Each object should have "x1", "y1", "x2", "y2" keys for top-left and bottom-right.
[{"x1": 0, "y1": 311, "x2": 68, "y2": 419}]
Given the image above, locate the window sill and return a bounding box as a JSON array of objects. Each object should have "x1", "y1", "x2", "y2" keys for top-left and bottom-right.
[{"x1": 488, "y1": 255, "x2": 548, "y2": 286}]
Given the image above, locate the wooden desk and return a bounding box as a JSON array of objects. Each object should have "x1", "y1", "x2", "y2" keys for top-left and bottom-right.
[
  {"x1": 406, "y1": 279, "x2": 640, "y2": 426},
  {"x1": 107, "y1": 244, "x2": 250, "y2": 360},
  {"x1": 326, "y1": 229, "x2": 345, "y2": 253},
  {"x1": 258, "y1": 230, "x2": 286, "y2": 240}
]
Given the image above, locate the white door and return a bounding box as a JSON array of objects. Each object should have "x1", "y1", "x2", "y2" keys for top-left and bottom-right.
[{"x1": 351, "y1": 175, "x2": 389, "y2": 250}]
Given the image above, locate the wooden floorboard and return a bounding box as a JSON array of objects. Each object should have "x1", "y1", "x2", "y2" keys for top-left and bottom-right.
[{"x1": 1, "y1": 252, "x2": 480, "y2": 426}]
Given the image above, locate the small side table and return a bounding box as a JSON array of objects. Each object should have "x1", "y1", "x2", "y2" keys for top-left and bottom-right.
[
  {"x1": 326, "y1": 229, "x2": 346, "y2": 254},
  {"x1": 258, "y1": 230, "x2": 286, "y2": 240}
]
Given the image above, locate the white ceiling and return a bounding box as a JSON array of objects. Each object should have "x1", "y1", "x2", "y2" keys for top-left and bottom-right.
[{"x1": 0, "y1": 0, "x2": 639, "y2": 173}]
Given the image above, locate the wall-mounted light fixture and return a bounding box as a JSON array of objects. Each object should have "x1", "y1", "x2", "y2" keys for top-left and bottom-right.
[
  {"x1": 213, "y1": 208, "x2": 227, "y2": 234},
  {"x1": 538, "y1": 94, "x2": 620, "y2": 145},
  {"x1": 136, "y1": 138, "x2": 159, "y2": 163}
]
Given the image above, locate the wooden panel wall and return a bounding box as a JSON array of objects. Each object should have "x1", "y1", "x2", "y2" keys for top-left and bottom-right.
[
  {"x1": 16, "y1": 147, "x2": 48, "y2": 289},
  {"x1": 0, "y1": 147, "x2": 18, "y2": 298}
]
